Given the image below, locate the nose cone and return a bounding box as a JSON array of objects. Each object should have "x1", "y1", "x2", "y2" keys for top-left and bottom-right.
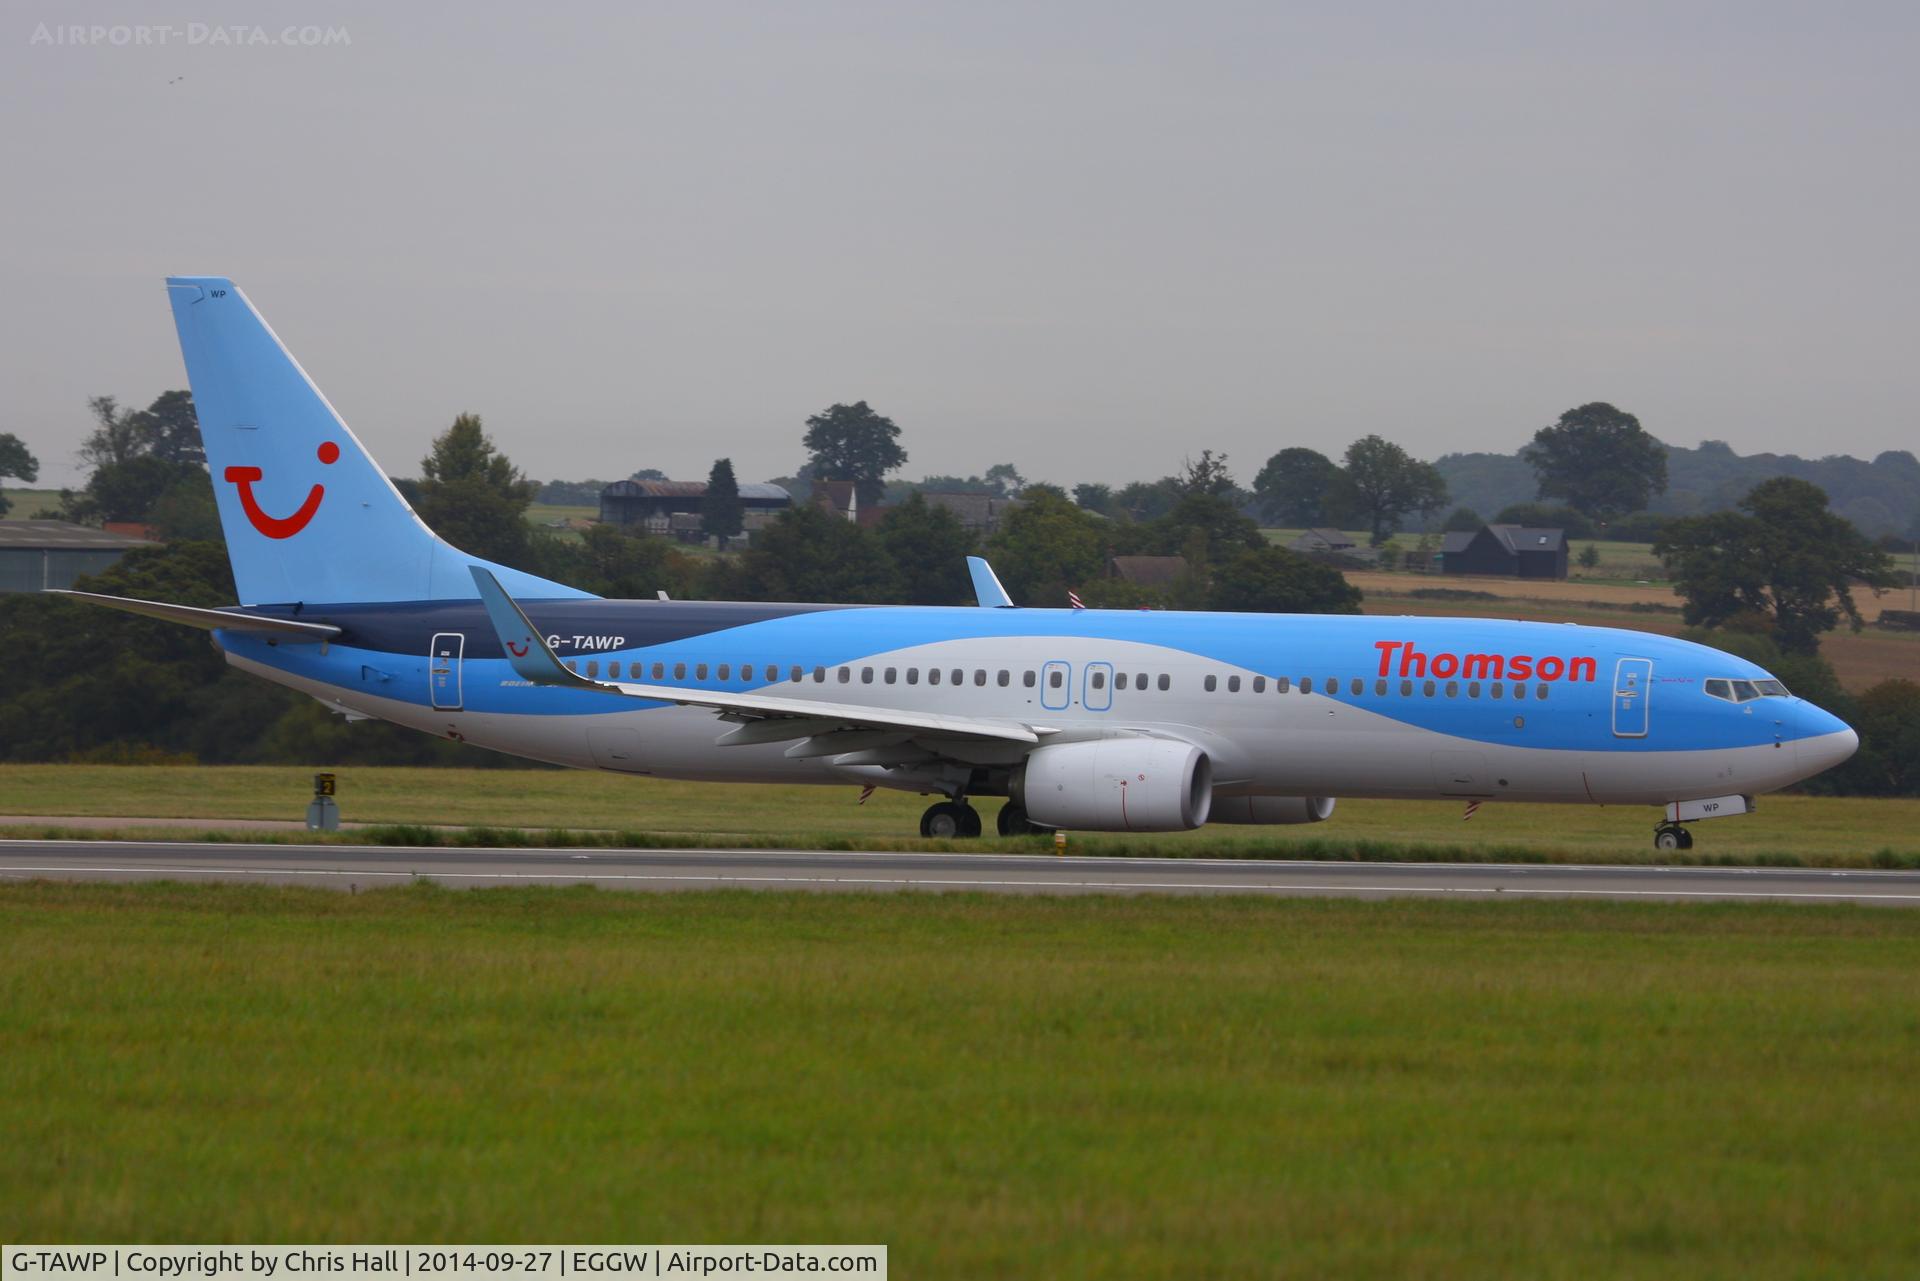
[{"x1": 1795, "y1": 704, "x2": 1859, "y2": 778}]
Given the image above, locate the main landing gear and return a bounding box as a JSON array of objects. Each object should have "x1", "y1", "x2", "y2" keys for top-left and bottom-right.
[
  {"x1": 1653, "y1": 822, "x2": 1695, "y2": 852},
  {"x1": 920, "y1": 800, "x2": 982, "y2": 839}
]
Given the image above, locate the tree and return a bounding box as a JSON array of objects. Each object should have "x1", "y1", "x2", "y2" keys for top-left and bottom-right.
[
  {"x1": 63, "y1": 392, "x2": 206, "y2": 525},
  {"x1": 877, "y1": 491, "x2": 975, "y2": 605},
  {"x1": 983, "y1": 463, "x2": 1025, "y2": 497},
  {"x1": 0, "y1": 433, "x2": 39, "y2": 517},
  {"x1": 413, "y1": 413, "x2": 537, "y2": 565},
  {"x1": 1523, "y1": 402, "x2": 1667, "y2": 520},
  {"x1": 802, "y1": 401, "x2": 907, "y2": 508},
  {"x1": 984, "y1": 488, "x2": 1108, "y2": 606},
  {"x1": 1441, "y1": 506, "x2": 1483, "y2": 533},
  {"x1": 1253, "y1": 448, "x2": 1344, "y2": 526},
  {"x1": 723, "y1": 503, "x2": 899, "y2": 603},
  {"x1": 1072, "y1": 482, "x2": 1115, "y2": 516},
  {"x1": 702, "y1": 457, "x2": 744, "y2": 542},
  {"x1": 1208, "y1": 545, "x2": 1363, "y2": 615},
  {"x1": 1340, "y1": 436, "x2": 1448, "y2": 545},
  {"x1": 1656, "y1": 478, "x2": 1898, "y2": 653},
  {"x1": 1577, "y1": 542, "x2": 1601, "y2": 570},
  {"x1": 1173, "y1": 450, "x2": 1237, "y2": 498}
]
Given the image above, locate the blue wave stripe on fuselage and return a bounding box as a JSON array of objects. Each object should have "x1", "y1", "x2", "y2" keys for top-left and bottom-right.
[{"x1": 218, "y1": 602, "x2": 1813, "y2": 754}]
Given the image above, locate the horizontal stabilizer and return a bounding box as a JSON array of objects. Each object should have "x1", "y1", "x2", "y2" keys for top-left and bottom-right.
[{"x1": 52, "y1": 590, "x2": 341, "y2": 639}]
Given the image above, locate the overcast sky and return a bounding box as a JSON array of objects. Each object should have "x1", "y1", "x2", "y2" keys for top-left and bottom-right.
[{"x1": 4, "y1": 1, "x2": 1916, "y2": 490}]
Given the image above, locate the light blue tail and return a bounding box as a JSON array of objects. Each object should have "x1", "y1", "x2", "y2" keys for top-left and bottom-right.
[{"x1": 166, "y1": 276, "x2": 591, "y2": 605}]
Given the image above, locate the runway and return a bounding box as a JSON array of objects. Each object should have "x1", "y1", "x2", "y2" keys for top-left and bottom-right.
[{"x1": 3, "y1": 839, "x2": 1919, "y2": 903}]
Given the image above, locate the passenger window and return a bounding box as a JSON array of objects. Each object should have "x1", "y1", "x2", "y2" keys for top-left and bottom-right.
[
  {"x1": 1092, "y1": 671, "x2": 1107, "y2": 690},
  {"x1": 998, "y1": 670, "x2": 1010, "y2": 687},
  {"x1": 789, "y1": 666, "x2": 802, "y2": 682},
  {"x1": 1445, "y1": 681, "x2": 1458, "y2": 698},
  {"x1": 1276, "y1": 676, "x2": 1290, "y2": 693},
  {"x1": 974, "y1": 670, "x2": 986, "y2": 686},
  {"x1": 694, "y1": 663, "x2": 707, "y2": 680},
  {"x1": 1375, "y1": 679, "x2": 1387, "y2": 695},
  {"x1": 1326, "y1": 677, "x2": 1336, "y2": 695},
  {"x1": 1301, "y1": 677, "x2": 1314, "y2": 694},
  {"x1": 607, "y1": 662, "x2": 620, "y2": 679},
  {"x1": 837, "y1": 667, "x2": 850, "y2": 683},
  {"x1": 1467, "y1": 681, "x2": 1480, "y2": 699},
  {"x1": 1049, "y1": 670, "x2": 1064, "y2": 689},
  {"x1": 1351, "y1": 678, "x2": 1363, "y2": 696},
  {"x1": 1158, "y1": 674, "x2": 1170, "y2": 691},
  {"x1": 1252, "y1": 676, "x2": 1265, "y2": 693},
  {"x1": 1135, "y1": 672, "x2": 1147, "y2": 689},
  {"x1": 653, "y1": 663, "x2": 665, "y2": 680},
  {"x1": 587, "y1": 661, "x2": 599, "y2": 678},
  {"x1": 951, "y1": 668, "x2": 963, "y2": 686},
  {"x1": 717, "y1": 663, "x2": 730, "y2": 681},
  {"x1": 1536, "y1": 683, "x2": 1549, "y2": 700},
  {"x1": 861, "y1": 667, "x2": 873, "y2": 684},
  {"x1": 908, "y1": 668, "x2": 920, "y2": 684},
  {"x1": 1117, "y1": 673, "x2": 1130, "y2": 690},
  {"x1": 1024, "y1": 671, "x2": 1037, "y2": 688},
  {"x1": 674, "y1": 662, "x2": 687, "y2": 680},
  {"x1": 1227, "y1": 675, "x2": 1240, "y2": 693},
  {"x1": 1400, "y1": 679, "x2": 1412, "y2": 696},
  {"x1": 1491, "y1": 682, "x2": 1503, "y2": 700},
  {"x1": 1205, "y1": 675, "x2": 1218, "y2": 692},
  {"x1": 930, "y1": 668, "x2": 942, "y2": 685},
  {"x1": 885, "y1": 667, "x2": 897, "y2": 684},
  {"x1": 812, "y1": 666, "x2": 826, "y2": 682},
  {"x1": 1424, "y1": 680, "x2": 1436, "y2": 697}
]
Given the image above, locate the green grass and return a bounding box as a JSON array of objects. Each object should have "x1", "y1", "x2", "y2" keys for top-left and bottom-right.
[
  {"x1": 2, "y1": 882, "x2": 1917, "y2": 1275},
  {"x1": 5, "y1": 765, "x2": 1918, "y2": 865},
  {"x1": 1, "y1": 487, "x2": 64, "y2": 519},
  {"x1": 527, "y1": 501, "x2": 599, "y2": 525}
]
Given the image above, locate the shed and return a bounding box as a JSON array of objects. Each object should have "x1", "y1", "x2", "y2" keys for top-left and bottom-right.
[
  {"x1": 0, "y1": 521, "x2": 158, "y2": 593},
  {"x1": 1441, "y1": 525, "x2": 1567, "y2": 579},
  {"x1": 599, "y1": 479, "x2": 790, "y2": 531}
]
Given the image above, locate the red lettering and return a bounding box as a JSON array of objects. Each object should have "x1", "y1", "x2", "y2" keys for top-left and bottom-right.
[
  {"x1": 1537, "y1": 656, "x2": 1565, "y2": 681},
  {"x1": 1569, "y1": 656, "x2": 1597, "y2": 682},
  {"x1": 1374, "y1": 640, "x2": 1401, "y2": 678},
  {"x1": 1508, "y1": 655, "x2": 1533, "y2": 680},
  {"x1": 1461, "y1": 653, "x2": 1502, "y2": 679},
  {"x1": 1431, "y1": 653, "x2": 1458, "y2": 678},
  {"x1": 1399, "y1": 644, "x2": 1427, "y2": 678}
]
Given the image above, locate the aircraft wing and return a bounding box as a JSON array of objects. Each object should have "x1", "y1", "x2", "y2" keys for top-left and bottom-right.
[
  {"x1": 52, "y1": 590, "x2": 342, "y2": 640},
  {"x1": 470, "y1": 567, "x2": 1048, "y2": 747}
]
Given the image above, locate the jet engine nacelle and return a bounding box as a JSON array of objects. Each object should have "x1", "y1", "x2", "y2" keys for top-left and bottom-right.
[
  {"x1": 1019, "y1": 738, "x2": 1213, "y2": 832},
  {"x1": 1208, "y1": 795, "x2": 1337, "y2": 825}
]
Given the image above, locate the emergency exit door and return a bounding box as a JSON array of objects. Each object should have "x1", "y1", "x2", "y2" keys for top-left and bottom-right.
[{"x1": 430, "y1": 632, "x2": 465, "y2": 710}]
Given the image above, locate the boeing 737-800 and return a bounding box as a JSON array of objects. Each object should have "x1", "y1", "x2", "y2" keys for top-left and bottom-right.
[{"x1": 62, "y1": 278, "x2": 1859, "y2": 850}]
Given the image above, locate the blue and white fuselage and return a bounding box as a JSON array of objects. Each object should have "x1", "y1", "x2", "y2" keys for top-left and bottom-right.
[{"x1": 66, "y1": 277, "x2": 1857, "y2": 846}]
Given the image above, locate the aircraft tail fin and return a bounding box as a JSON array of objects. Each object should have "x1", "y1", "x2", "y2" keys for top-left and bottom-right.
[{"x1": 165, "y1": 276, "x2": 591, "y2": 606}]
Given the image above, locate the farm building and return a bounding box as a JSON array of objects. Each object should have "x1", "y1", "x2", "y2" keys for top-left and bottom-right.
[
  {"x1": 0, "y1": 520, "x2": 157, "y2": 593},
  {"x1": 599, "y1": 479, "x2": 792, "y2": 534},
  {"x1": 1441, "y1": 524, "x2": 1568, "y2": 579}
]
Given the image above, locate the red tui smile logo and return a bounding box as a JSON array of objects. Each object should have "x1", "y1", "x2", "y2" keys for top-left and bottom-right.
[
  {"x1": 506, "y1": 640, "x2": 529, "y2": 658},
  {"x1": 225, "y1": 441, "x2": 339, "y2": 538}
]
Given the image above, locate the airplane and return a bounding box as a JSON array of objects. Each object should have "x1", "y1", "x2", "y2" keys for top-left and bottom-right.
[{"x1": 60, "y1": 277, "x2": 1859, "y2": 851}]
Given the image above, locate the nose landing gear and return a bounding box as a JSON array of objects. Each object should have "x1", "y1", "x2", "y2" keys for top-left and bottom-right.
[{"x1": 1653, "y1": 822, "x2": 1694, "y2": 852}]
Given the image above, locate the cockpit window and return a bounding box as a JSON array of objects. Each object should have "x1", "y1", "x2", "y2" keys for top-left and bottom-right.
[{"x1": 1704, "y1": 677, "x2": 1789, "y2": 702}]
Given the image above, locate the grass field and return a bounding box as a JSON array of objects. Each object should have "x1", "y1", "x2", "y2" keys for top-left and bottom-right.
[
  {"x1": 2, "y1": 881, "x2": 1916, "y2": 1275},
  {"x1": 0, "y1": 487, "x2": 64, "y2": 518},
  {"x1": 6, "y1": 765, "x2": 1920, "y2": 866}
]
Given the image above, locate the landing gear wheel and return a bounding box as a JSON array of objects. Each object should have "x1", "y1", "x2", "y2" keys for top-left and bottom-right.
[
  {"x1": 1653, "y1": 823, "x2": 1688, "y2": 852},
  {"x1": 1677, "y1": 827, "x2": 1694, "y2": 850},
  {"x1": 997, "y1": 803, "x2": 1038, "y2": 837},
  {"x1": 920, "y1": 801, "x2": 979, "y2": 840}
]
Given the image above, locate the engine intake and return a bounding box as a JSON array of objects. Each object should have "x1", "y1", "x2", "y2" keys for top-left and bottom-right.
[
  {"x1": 1019, "y1": 738, "x2": 1212, "y2": 832},
  {"x1": 1208, "y1": 795, "x2": 1337, "y2": 825}
]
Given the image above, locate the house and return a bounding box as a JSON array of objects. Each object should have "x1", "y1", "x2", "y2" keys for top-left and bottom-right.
[
  {"x1": 599, "y1": 479, "x2": 791, "y2": 534},
  {"x1": 1441, "y1": 525, "x2": 1568, "y2": 579},
  {"x1": 0, "y1": 520, "x2": 157, "y2": 593},
  {"x1": 809, "y1": 480, "x2": 859, "y2": 522},
  {"x1": 1287, "y1": 528, "x2": 1359, "y2": 554},
  {"x1": 921, "y1": 490, "x2": 1022, "y2": 536},
  {"x1": 1108, "y1": 555, "x2": 1188, "y2": 589}
]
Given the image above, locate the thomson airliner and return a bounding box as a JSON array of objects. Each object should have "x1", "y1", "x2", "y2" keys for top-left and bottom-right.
[{"x1": 63, "y1": 278, "x2": 1859, "y2": 850}]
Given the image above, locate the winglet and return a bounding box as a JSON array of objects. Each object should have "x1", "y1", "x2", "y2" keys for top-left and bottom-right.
[
  {"x1": 967, "y1": 556, "x2": 1015, "y2": 608},
  {"x1": 470, "y1": 566, "x2": 594, "y2": 688}
]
